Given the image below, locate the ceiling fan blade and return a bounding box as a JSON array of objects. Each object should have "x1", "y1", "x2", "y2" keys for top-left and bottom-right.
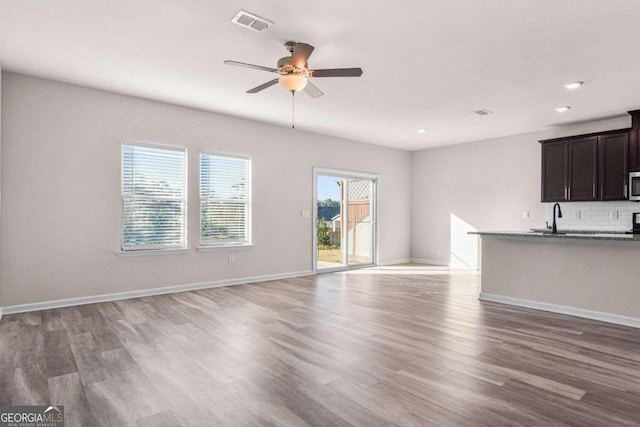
[
  {"x1": 224, "y1": 60, "x2": 277, "y2": 73},
  {"x1": 310, "y1": 68, "x2": 363, "y2": 77},
  {"x1": 291, "y1": 43, "x2": 315, "y2": 68},
  {"x1": 247, "y1": 78, "x2": 280, "y2": 94},
  {"x1": 303, "y1": 80, "x2": 324, "y2": 98}
]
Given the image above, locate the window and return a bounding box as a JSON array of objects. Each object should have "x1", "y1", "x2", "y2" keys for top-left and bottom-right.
[
  {"x1": 200, "y1": 153, "x2": 251, "y2": 246},
  {"x1": 121, "y1": 142, "x2": 187, "y2": 250}
]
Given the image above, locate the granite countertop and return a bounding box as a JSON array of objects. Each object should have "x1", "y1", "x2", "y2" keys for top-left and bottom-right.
[{"x1": 470, "y1": 230, "x2": 640, "y2": 242}]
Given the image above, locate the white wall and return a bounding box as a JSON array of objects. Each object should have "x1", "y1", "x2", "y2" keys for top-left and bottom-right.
[
  {"x1": 411, "y1": 116, "x2": 631, "y2": 266},
  {"x1": 0, "y1": 72, "x2": 412, "y2": 307}
]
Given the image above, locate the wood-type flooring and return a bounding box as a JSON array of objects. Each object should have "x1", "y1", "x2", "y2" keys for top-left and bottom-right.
[{"x1": 1, "y1": 264, "x2": 639, "y2": 426}]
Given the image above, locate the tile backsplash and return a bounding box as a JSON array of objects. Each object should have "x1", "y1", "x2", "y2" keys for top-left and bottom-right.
[{"x1": 545, "y1": 201, "x2": 640, "y2": 232}]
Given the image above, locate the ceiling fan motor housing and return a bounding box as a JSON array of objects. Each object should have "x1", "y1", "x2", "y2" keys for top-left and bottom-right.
[{"x1": 277, "y1": 56, "x2": 307, "y2": 72}]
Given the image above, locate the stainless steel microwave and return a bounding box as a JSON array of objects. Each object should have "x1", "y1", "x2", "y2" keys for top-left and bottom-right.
[{"x1": 630, "y1": 172, "x2": 640, "y2": 201}]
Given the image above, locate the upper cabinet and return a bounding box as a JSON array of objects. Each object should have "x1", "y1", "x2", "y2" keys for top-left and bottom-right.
[
  {"x1": 541, "y1": 140, "x2": 568, "y2": 201},
  {"x1": 599, "y1": 132, "x2": 629, "y2": 201},
  {"x1": 629, "y1": 110, "x2": 640, "y2": 172},
  {"x1": 568, "y1": 136, "x2": 599, "y2": 201},
  {"x1": 540, "y1": 130, "x2": 630, "y2": 202}
]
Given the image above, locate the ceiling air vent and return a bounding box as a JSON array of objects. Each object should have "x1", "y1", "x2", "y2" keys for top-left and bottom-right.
[
  {"x1": 473, "y1": 109, "x2": 493, "y2": 116},
  {"x1": 231, "y1": 10, "x2": 273, "y2": 32}
]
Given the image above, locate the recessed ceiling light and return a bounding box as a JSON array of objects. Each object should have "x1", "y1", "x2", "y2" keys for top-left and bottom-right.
[
  {"x1": 417, "y1": 128, "x2": 427, "y2": 134},
  {"x1": 563, "y1": 81, "x2": 584, "y2": 90},
  {"x1": 555, "y1": 106, "x2": 571, "y2": 112}
]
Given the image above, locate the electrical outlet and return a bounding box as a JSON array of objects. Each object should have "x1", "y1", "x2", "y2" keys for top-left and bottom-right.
[
  {"x1": 522, "y1": 210, "x2": 529, "y2": 219},
  {"x1": 610, "y1": 210, "x2": 619, "y2": 220},
  {"x1": 573, "y1": 210, "x2": 581, "y2": 219},
  {"x1": 228, "y1": 255, "x2": 235, "y2": 264},
  {"x1": 300, "y1": 209, "x2": 310, "y2": 218}
]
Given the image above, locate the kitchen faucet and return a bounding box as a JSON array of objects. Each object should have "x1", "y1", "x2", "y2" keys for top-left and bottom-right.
[{"x1": 552, "y1": 203, "x2": 563, "y2": 234}]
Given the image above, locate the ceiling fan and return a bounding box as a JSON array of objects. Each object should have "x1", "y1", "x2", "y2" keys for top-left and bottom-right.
[{"x1": 224, "y1": 41, "x2": 363, "y2": 98}]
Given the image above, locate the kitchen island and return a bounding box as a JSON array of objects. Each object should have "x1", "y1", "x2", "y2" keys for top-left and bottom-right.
[{"x1": 473, "y1": 231, "x2": 640, "y2": 328}]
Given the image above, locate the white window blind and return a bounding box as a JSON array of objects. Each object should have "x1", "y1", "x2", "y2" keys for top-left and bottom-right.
[
  {"x1": 121, "y1": 143, "x2": 187, "y2": 250},
  {"x1": 200, "y1": 153, "x2": 251, "y2": 245}
]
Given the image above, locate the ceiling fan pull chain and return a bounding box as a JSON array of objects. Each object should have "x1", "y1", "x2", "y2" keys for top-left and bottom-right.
[{"x1": 291, "y1": 91, "x2": 295, "y2": 129}]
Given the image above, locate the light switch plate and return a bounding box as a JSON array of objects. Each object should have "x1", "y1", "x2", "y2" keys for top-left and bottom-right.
[{"x1": 300, "y1": 210, "x2": 310, "y2": 218}]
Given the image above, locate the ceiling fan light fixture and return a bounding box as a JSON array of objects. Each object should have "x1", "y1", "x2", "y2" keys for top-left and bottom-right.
[
  {"x1": 225, "y1": 41, "x2": 362, "y2": 97},
  {"x1": 279, "y1": 74, "x2": 308, "y2": 92}
]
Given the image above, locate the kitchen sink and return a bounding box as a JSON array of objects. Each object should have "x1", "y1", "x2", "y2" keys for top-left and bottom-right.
[{"x1": 528, "y1": 229, "x2": 567, "y2": 235}]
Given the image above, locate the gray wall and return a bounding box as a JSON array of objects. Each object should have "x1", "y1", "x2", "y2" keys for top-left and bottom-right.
[
  {"x1": 2, "y1": 70, "x2": 635, "y2": 307},
  {"x1": 0, "y1": 72, "x2": 412, "y2": 307},
  {"x1": 481, "y1": 237, "x2": 640, "y2": 321},
  {"x1": 411, "y1": 116, "x2": 631, "y2": 266}
]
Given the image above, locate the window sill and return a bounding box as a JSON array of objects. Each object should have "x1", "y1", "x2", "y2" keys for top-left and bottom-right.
[
  {"x1": 117, "y1": 248, "x2": 191, "y2": 257},
  {"x1": 197, "y1": 243, "x2": 253, "y2": 252}
]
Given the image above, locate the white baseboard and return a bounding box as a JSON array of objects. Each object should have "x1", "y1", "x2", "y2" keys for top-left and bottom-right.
[
  {"x1": 1, "y1": 270, "x2": 315, "y2": 316},
  {"x1": 479, "y1": 292, "x2": 640, "y2": 329},
  {"x1": 376, "y1": 258, "x2": 412, "y2": 266},
  {"x1": 410, "y1": 258, "x2": 450, "y2": 266}
]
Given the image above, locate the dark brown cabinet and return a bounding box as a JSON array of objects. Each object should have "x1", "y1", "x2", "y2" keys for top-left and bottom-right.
[
  {"x1": 629, "y1": 110, "x2": 640, "y2": 172},
  {"x1": 568, "y1": 136, "x2": 598, "y2": 201},
  {"x1": 599, "y1": 132, "x2": 628, "y2": 201},
  {"x1": 540, "y1": 129, "x2": 630, "y2": 202},
  {"x1": 541, "y1": 140, "x2": 568, "y2": 201}
]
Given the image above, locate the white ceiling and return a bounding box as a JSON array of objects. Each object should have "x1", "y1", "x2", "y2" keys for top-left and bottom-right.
[{"x1": 2, "y1": 0, "x2": 640, "y2": 151}]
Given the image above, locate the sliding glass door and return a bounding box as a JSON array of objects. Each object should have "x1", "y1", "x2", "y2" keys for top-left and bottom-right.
[
  {"x1": 314, "y1": 169, "x2": 376, "y2": 271},
  {"x1": 346, "y1": 178, "x2": 374, "y2": 265},
  {"x1": 315, "y1": 174, "x2": 346, "y2": 269}
]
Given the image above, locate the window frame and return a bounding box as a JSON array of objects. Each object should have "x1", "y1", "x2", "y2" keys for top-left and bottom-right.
[
  {"x1": 199, "y1": 151, "x2": 252, "y2": 248},
  {"x1": 120, "y1": 140, "x2": 188, "y2": 252}
]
